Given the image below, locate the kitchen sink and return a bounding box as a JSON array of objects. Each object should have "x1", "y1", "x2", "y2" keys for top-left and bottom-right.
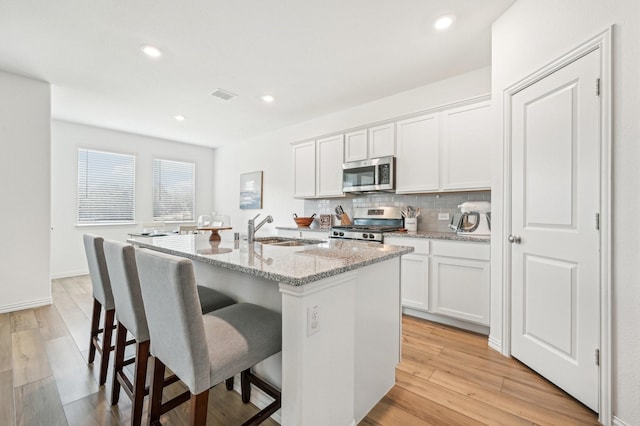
[{"x1": 254, "y1": 237, "x2": 320, "y2": 247}]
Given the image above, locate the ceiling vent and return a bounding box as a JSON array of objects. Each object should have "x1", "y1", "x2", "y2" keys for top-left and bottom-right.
[{"x1": 211, "y1": 88, "x2": 238, "y2": 101}]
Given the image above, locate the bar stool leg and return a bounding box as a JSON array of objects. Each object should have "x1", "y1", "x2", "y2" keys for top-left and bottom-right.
[
  {"x1": 240, "y1": 369, "x2": 251, "y2": 403},
  {"x1": 148, "y1": 357, "x2": 166, "y2": 426},
  {"x1": 88, "y1": 299, "x2": 101, "y2": 364},
  {"x1": 111, "y1": 322, "x2": 128, "y2": 404},
  {"x1": 189, "y1": 390, "x2": 209, "y2": 426},
  {"x1": 225, "y1": 377, "x2": 234, "y2": 390},
  {"x1": 131, "y1": 340, "x2": 150, "y2": 426},
  {"x1": 98, "y1": 308, "x2": 115, "y2": 385}
]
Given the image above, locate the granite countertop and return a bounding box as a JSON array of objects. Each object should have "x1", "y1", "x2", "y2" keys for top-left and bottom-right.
[
  {"x1": 384, "y1": 230, "x2": 491, "y2": 243},
  {"x1": 127, "y1": 234, "x2": 413, "y2": 286}
]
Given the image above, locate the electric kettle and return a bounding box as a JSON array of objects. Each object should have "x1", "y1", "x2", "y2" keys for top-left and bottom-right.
[{"x1": 448, "y1": 201, "x2": 491, "y2": 236}]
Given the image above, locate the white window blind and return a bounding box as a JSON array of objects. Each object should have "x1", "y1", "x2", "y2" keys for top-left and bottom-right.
[
  {"x1": 77, "y1": 149, "x2": 136, "y2": 224},
  {"x1": 153, "y1": 159, "x2": 195, "y2": 221}
]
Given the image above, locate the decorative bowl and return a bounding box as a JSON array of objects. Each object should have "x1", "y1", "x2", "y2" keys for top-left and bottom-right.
[{"x1": 293, "y1": 217, "x2": 315, "y2": 228}]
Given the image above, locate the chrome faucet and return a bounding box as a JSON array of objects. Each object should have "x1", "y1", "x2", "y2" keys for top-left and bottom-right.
[{"x1": 247, "y1": 213, "x2": 273, "y2": 244}]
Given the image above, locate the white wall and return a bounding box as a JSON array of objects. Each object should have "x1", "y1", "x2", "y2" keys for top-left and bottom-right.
[
  {"x1": 212, "y1": 67, "x2": 491, "y2": 234},
  {"x1": 0, "y1": 71, "x2": 51, "y2": 313},
  {"x1": 490, "y1": 1, "x2": 640, "y2": 425},
  {"x1": 51, "y1": 121, "x2": 215, "y2": 277}
]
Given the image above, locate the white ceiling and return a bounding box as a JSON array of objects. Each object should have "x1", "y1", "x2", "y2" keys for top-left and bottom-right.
[{"x1": 0, "y1": 0, "x2": 515, "y2": 148}]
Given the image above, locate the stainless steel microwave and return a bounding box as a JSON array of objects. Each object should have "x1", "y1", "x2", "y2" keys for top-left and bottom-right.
[{"x1": 342, "y1": 156, "x2": 395, "y2": 193}]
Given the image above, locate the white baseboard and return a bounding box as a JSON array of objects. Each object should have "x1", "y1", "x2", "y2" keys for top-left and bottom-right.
[
  {"x1": 0, "y1": 297, "x2": 52, "y2": 314},
  {"x1": 402, "y1": 307, "x2": 490, "y2": 335},
  {"x1": 51, "y1": 269, "x2": 88, "y2": 279},
  {"x1": 488, "y1": 335, "x2": 502, "y2": 353},
  {"x1": 612, "y1": 415, "x2": 632, "y2": 426}
]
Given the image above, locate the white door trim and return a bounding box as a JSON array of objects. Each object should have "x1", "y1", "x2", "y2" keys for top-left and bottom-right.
[{"x1": 500, "y1": 27, "x2": 612, "y2": 425}]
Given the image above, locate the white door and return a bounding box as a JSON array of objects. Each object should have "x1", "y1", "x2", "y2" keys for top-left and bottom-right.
[{"x1": 510, "y1": 49, "x2": 600, "y2": 411}]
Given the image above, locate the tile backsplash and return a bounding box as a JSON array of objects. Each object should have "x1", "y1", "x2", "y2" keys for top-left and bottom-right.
[{"x1": 304, "y1": 191, "x2": 491, "y2": 233}]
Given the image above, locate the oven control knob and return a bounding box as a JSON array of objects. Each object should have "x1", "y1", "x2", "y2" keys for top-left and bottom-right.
[
  {"x1": 339, "y1": 232, "x2": 344, "y2": 236},
  {"x1": 362, "y1": 233, "x2": 368, "y2": 239},
  {"x1": 369, "y1": 234, "x2": 375, "y2": 239}
]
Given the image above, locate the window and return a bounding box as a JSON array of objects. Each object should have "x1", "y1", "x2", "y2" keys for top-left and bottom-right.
[
  {"x1": 153, "y1": 159, "x2": 195, "y2": 221},
  {"x1": 77, "y1": 149, "x2": 136, "y2": 225}
]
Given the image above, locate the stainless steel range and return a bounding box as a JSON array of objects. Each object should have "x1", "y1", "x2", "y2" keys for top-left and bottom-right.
[{"x1": 330, "y1": 207, "x2": 404, "y2": 243}]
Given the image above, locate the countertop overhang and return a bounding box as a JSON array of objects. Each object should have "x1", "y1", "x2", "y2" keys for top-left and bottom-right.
[{"x1": 127, "y1": 234, "x2": 413, "y2": 286}]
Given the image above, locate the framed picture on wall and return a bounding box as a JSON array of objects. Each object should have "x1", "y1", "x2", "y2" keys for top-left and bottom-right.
[{"x1": 239, "y1": 171, "x2": 263, "y2": 209}]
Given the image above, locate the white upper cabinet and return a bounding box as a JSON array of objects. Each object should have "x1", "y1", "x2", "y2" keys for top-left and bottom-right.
[
  {"x1": 344, "y1": 129, "x2": 368, "y2": 162},
  {"x1": 316, "y1": 134, "x2": 344, "y2": 197},
  {"x1": 440, "y1": 101, "x2": 492, "y2": 190},
  {"x1": 368, "y1": 123, "x2": 395, "y2": 158},
  {"x1": 292, "y1": 135, "x2": 344, "y2": 199},
  {"x1": 344, "y1": 123, "x2": 395, "y2": 163},
  {"x1": 396, "y1": 113, "x2": 440, "y2": 193},
  {"x1": 294, "y1": 97, "x2": 491, "y2": 198},
  {"x1": 293, "y1": 141, "x2": 316, "y2": 198}
]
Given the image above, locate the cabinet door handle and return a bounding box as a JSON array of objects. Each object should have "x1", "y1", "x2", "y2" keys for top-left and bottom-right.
[{"x1": 508, "y1": 234, "x2": 522, "y2": 244}]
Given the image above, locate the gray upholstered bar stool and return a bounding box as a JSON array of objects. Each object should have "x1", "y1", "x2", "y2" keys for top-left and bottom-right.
[
  {"x1": 103, "y1": 240, "x2": 236, "y2": 426},
  {"x1": 135, "y1": 248, "x2": 282, "y2": 426},
  {"x1": 83, "y1": 234, "x2": 117, "y2": 386}
]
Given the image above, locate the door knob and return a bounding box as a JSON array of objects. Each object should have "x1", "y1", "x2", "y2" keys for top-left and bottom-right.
[{"x1": 508, "y1": 234, "x2": 522, "y2": 244}]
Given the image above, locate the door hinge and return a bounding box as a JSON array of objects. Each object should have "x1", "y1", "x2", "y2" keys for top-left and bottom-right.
[
  {"x1": 595, "y1": 213, "x2": 600, "y2": 230},
  {"x1": 595, "y1": 348, "x2": 600, "y2": 366},
  {"x1": 596, "y1": 78, "x2": 601, "y2": 96}
]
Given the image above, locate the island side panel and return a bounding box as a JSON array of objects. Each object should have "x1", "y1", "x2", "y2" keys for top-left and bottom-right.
[
  {"x1": 354, "y1": 257, "x2": 402, "y2": 422},
  {"x1": 279, "y1": 272, "x2": 357, "y2": 426}
]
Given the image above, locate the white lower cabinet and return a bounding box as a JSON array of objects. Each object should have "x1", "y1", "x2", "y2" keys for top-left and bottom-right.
[
  {"x1": 385, "y1": 237, "x2": 429, "y2": 311},
  {"x1": 400, "y1": 253, "x2": 429, "y2": 311},
  {"x1": 386, "y1": 236, "x2": 490, "y2": 329},
  {"x1": 430, "y1": 255, "x2": 490, "y2": 325}
]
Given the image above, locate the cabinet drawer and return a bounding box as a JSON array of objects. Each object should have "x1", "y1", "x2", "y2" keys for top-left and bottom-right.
[
  {"x1": 431, "y1": 240, "x2": 489, "y2": 261},
  {"x1": 385, "y1": 237, "x2": 430, "y2": 255}
]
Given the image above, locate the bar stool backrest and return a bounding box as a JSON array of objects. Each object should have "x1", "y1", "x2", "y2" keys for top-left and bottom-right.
[
  {"x1": 103, "y1": 240, "x2": 150, "y2": 342},
  {"x1": 83, "y1": 234, "x2": 115, "y2": 310},
  {"x1": 135, "y1": 248, "x2": 211, "y2": 394}
]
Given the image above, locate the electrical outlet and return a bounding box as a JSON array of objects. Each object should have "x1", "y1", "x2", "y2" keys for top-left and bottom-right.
[
  {"x1": 307, "y1": 305, "x2": 320, "y2": 336},
  {"x1": 438, "y1": 213, "x2": 450, "y2": 221}
]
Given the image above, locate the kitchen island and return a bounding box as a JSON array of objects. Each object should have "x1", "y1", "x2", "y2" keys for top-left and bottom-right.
[{"x1": 128, "y1": 234, "x2": 413, "y2": 426}]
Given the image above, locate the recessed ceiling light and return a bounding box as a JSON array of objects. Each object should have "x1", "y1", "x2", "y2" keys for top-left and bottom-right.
[
  {"x1": 261, "y1": 95, "x2": 275, "y2": 103},
  {"x1": 434, "y1": 14, "x2": 455, "y2": 30},
  {"x1": 140, "y1": 44, "x2": 162, "y2": 58},
  {"x1": 174, "y1": 115, "x2": 185, "y2": 121}
]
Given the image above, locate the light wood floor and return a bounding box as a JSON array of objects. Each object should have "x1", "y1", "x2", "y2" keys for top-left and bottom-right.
[
  {"x1": 0, "y1": 275, "x2": 598, "y2": 425},
  {"x1": 362, "y1": 315, "x2": 599, "y2": 426}
]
